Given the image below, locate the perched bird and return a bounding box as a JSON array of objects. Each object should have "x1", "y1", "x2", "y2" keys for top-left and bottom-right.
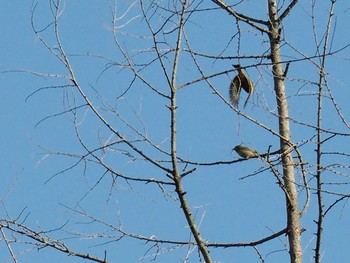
[
  {"x1": 233, "y1": 145, "x2": 259, "y2": 159},
  {"x1": 229, "y1": 64, "x2": 254, "y2": 108}
]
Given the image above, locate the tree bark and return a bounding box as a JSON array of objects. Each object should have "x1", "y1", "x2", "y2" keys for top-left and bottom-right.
[{"x1": 268, "y1": 1, "x2": 303, "y2": 262}]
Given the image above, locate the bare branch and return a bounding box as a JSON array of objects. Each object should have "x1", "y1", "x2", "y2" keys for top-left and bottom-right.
[
  {"x1": 0, "y1": 220, "x2": 107, "y2": 263},
  {"x1": 211, "y1": 0, "x2": 269, "y2": 33},
  {"x1": 278, "y1": 0, "x2": 299, "y2": 22}
]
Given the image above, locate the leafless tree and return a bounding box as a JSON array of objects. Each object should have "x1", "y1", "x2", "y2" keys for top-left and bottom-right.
[{"x1": 1, "y1": 0, "x2": 350, "y2": 262}]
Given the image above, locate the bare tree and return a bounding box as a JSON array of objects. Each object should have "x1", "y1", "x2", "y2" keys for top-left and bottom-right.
[{"x1": 1, "y1": 0, "x2": 350, "y2": 262}]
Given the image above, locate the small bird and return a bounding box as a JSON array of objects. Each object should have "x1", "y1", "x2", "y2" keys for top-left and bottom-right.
[
  {"x1": 233, "y1": 145, "x2": 259, "y2": 159},
  {"x1": 229, "y1": 64, "x2": 254, "y2": 108},
  {"x1": 229, "y1": 75, "x2": 241, "y2": 107}
]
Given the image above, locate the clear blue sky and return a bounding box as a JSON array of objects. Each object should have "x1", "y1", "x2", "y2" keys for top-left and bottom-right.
[{"x1": 1, "y1": 1, "x2": 350, "y2": 262}]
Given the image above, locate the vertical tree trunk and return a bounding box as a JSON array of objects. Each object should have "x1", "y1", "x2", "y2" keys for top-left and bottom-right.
[{"x1": 268, "y1": 1, "x2": 303, "y2": 262}]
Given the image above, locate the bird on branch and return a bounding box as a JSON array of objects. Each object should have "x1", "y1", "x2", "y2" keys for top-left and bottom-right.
[
  {"x1": 229, "y1": 64, "x2": 254, "y2": 108},
  {"x1": 233, "y1": 145, "x2": 259, "y2": 159}
]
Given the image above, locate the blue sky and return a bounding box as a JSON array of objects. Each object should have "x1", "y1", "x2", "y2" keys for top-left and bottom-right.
[{"x1": 1, "y1": 1, "x2": 350, "y2": 262}]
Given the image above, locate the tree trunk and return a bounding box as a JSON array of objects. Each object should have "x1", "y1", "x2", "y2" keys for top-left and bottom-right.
[{"x1": 268, "y1": 1, "x2": 303, "y2": 262}]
